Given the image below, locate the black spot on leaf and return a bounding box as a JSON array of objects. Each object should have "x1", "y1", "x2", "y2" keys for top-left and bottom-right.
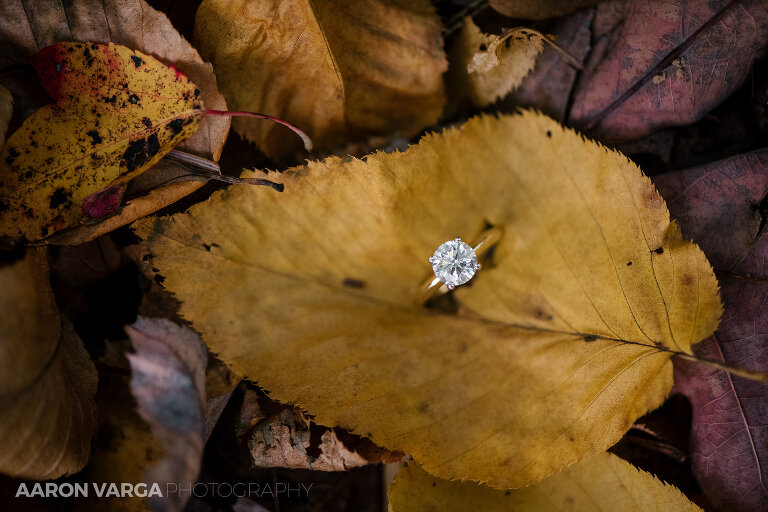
[
  {"x1": 86, "y1": 130, "x2": 103, "y2": 146},
  {"x1": 123, "y1": 133, "x2": 161, "y2": 172},
  {"x1": 130, "y1": 55, "x2": 144, "y2": 68},
  {"x1": 342, "y1": 278, "x2": 365, "y2": 288},
  {"x1": 49, "y1": 188, "x2": 71, "y2": 209},
  {"x1": 5, "y1": 147, "x2": 19, "y2": 165},
  {"x1": 83, "y1": 47, "x2": 94, "y2": 66},
  {"x1": 167, "y1": 118, "x2": 184, "y2": 136},
  {"x1": 127, "y1": 94, "x2": 140, "y2": 104},
  {"x1": 146, "y1": 133, "x2": 160, "y2": 157}
]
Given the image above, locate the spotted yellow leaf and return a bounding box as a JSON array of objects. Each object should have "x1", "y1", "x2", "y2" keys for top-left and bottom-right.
[
  {"x1": 137, "y1": 111, "x2": 721, "y2": 488},
  {"x1": 0, "y1": 42, "x2": 203, "y2": 240},
  {"x1": 389, "y1": 453, "x2": 701, "y2": 511}
]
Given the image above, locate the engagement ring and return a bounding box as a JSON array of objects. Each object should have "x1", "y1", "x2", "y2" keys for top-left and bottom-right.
[{"x1": 420, "y1": 226, "x2": 502, "y2": 303}]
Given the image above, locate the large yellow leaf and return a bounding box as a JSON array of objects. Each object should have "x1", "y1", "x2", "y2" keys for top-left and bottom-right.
[
  {"x1": 0, "y1": 248, "x2": 97, "y2": 479},
  {"x1": 0, "y1": 41, "x2": 203, "y2": 241},
  {"x1": 194, "y1": 0, "x2": 447, "y2": 159},
  {"x1": 137, "y1": 111, "x2": 721, "y2": 488},
  {"x1": 389, "y1": 452, "x2": 701, "y2": 511}
]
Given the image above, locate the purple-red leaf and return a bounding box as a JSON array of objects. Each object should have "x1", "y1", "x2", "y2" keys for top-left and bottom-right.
[
  {"x1": 569, "y1": 0, "x2": 768, "y2": 143},
  {"x1": 655, "y1": 150, "x2": 768, "y2": 512}
]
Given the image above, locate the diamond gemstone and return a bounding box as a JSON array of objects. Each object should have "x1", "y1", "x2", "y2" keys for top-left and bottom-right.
[{"x1": 429, "y1": 238, "x2": 478, "y2": 287}]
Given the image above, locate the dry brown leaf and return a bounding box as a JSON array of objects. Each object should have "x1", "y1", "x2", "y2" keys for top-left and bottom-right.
[
  {"x1": 194, "y1": 0, "x2": 447, "y2": 160},
  {"x1": 0, "y1": 248, "x2": 97, "y2": 479},
  {"x1": 237, "y1": 388, "x2": 403, "y2": 471},
  {"x1": 77, "y1": 318, "x2": 208, "y2": 512},
  {"x1": 389, "y1": 452, "x2": 701, "y2": 511},
  {"x1": 0, "y1": 0, "x2": 229, "y2": 244},
  {"x1": 137, "y1": 111, "x2": 721, "y2": 488},
  {"x1": 450, "y1": 19, "x2": 544, "y2": 107},
  {"x1": 489, "y1": 0, "x2": 605, "y2": 19},
  {"x1": 126, "y1": 317, "x2": 207, "y2": 512}
]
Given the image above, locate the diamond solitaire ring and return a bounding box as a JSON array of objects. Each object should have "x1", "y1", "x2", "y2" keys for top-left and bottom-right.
[{"x1": 420, "y1": 226, "x2": 502, "y2": 303}]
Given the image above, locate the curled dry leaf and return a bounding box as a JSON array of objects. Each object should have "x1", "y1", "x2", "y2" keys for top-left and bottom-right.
[
  {"x1": 388, "y1": 452, "x2": 701, "y2": 511},
  {"x1": 489, "y1": 0, "x2": 605, "y2": 20},
  {"x1": 137, "y1": 111, "x2": 721, "y2": 488},
  {"x1": 0, "y1": 41, "x2": 202, "y2": 241},
  {"x1": 655, "y1": 150, "x2": 768, "y2": 512},
  {"x1": 450, "y1": 19, "x2": 543, "y2": 108},
  {"x1": 77, "y1": 318, "x2": 208, "y2": 512},
  {"x1": 194, "y1": 0, "x2": 447, "y2": 160},
  {"x1": 570, "y1": 0, "x2": 768, "y2": 143},
  {"x1": 238, "y1": 388, "x2": 402, "y2": 471},
  {"x1": 0, "y1": 0, "x2": 229, "y2": 244},
  {"x1": 0, "y1": 84, "x2": 11, "y2": 146},
  {"x1": 0, "y1": 248, "x2": 98, "y2": 479},
  {"x1": 125, "y1": 317, "x2": 208, "y2": 512}
]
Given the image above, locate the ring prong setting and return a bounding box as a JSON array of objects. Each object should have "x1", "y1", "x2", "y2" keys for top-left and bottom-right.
[{"x1": 429, "y1": 238, "x2": 479, "y2": 289}]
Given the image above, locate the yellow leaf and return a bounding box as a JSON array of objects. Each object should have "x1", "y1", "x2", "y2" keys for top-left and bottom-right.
[
  {"x1": 0, "y1": 85, "x2": 11, "y2": 147},
  {"x1": 136, "y1": 111, "x2": 721, "y2": 488},
  {"x1": 0, "y1": 0, "x2": 229, "y2": 162},
  {"x1": 0, "y1": 248, "x2": 97, "y2": 479},
  {"x1": 0, "y1": 41, "x2": 204, "y2": 241},
  {"x1": 194, "y1": 0, "x2": 447, "y2": 159},
  {"x1": 451, "y1": 19, "x2": 543, "y2": 107},
  {"x1": 389, "y1": 452, "x2": 702, "y2": 511},
  {"x1": 0, "y1": 0, "x2": 230, "y2": 245}
]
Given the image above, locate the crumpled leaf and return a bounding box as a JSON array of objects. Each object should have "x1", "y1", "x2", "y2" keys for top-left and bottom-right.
[
  {"x1": 388, "y1": 452, "x2": 701, "y2": 511},
  {"x1": 126, "y1": 317, "x2": 207, "y2": 512},
  {"x1": 137, "y1": 111, "x2": 721, "y2": 488},
  {"x1": 489, "y1": 0, "x2": 605, "y2": 20},
  {"x1": 450, "y1": 18, "x2": 543, "y2": 107},
  {"x1": 655, "y1": 149, "x2": 768, "y2": 512},
  {"x1": 0, "y1": 85, "x2": 11, "y2": 146},
  {"x1": 194, "y1": 0, "x2": 447, "y2": 160},
  {"x1": 0, "y1": 0, "x2": 230, "y2": 244},
  {"x1": 0, "y1": 41, "x2": 203, "y2": 241},
  {"x1": 0, "y1": 248, "x2": 98, "y2": 479},
  {"x1": 570, "y1": 0, "x2": 768, "y2": 143},
  {"x1": 237, "y1": 388, "x2": 403, "y2": 471},
  {"x1": 78, "y1": 318, "x2": 208, "y2": 512}
]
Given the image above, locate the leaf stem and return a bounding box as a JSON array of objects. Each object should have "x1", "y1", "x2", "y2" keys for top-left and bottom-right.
[{"x1": 204, "y1": 109, "x2": 313, "y2": 152}]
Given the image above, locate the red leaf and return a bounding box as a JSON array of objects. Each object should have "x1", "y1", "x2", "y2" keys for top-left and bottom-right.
[
  {"x1": 570, "y1": 0, "x2": 768, "y2": 143},
  {"x1": 655, "y1": 150, "x2": 768, "y2": 512}
]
